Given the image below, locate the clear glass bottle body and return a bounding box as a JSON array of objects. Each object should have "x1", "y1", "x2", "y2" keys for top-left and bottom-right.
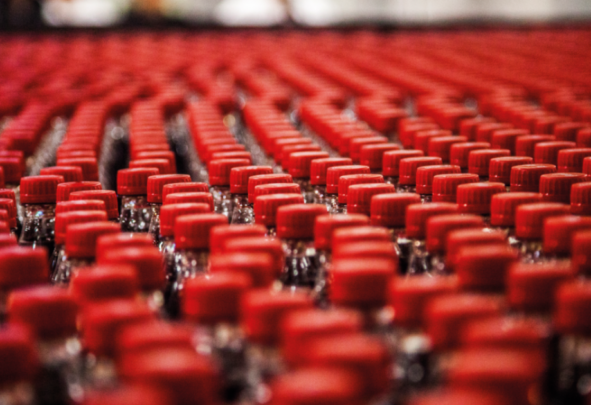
[
  {"x1": 384, "y1": 176, "x2": 398, "y2": 188},
  {"x1": 82, "y1": 354, "x2": 116, "y2": 391},
  {"x1": 555, "y1": 334, "x2": 591, "y2": 405},
  {"x1": 167, "y1": 249, "x2": 209, "y2": 317},
  {"x1": 19, "y1": 203, "x2": 56, "y2": 255},
  {"x1": 389, "y1": 327, "x2": 432, "y2": 401},
  {"x1": 280, "y1": 238, "x2": 319, "y2": 290},
  {"x1": 397, "y1": 184, "x2": 416, "y2": 193},
  {"x1": 119, "y1": 195, "x2": 152, "y2": 232},
  {"x1": 231, "y1": 194, "x2": 254, "y2": 225},
  {"x1": 294, "y1": 178, "x2": 314, "y2": 203},
  {"x1": 334, "y1": 203, "x2": 347, "y2": 215},
  {"x1": 148, "y1": 203, "x2": 161, "y2": 241},
  {"x1": 243, "y1": 344, "x2": 284, "y2": 404},
  {"x1": 50, "y1": 245, "x2": 66, "y2": 278},
  {"x1": 0, "y1": 382, "x2": 35, "y2": 405},
  {"x1": 516, "y1": 239, "x2": 545, "y2": 263},
  {"x1": 407, "y1": 239, "x2": 430, "y2": 276},
  {"x1": 325, "y1": 194, "x2": 340, "y2": 214},
  {"x1": 53, "y1": 258, "x2": 93, "y2": 285},
  {"x1": 211, "y1": 186, "x2": 233, "y2": 219},
  {"x1": 391, "y1": 228, "x2": 412, "y2": 276},
  {"x1": 158, "y1": 236, "x2": 176, "y2": 277},
  {"x1": 36, "y1": 337, "x2": 83, "y2": 405},
  {"x1": 312, "y1": 185, "x2": 327, "y2": 205},
  {"x1": 420, "y1": 194, "x2": 432, "y2": 203}
]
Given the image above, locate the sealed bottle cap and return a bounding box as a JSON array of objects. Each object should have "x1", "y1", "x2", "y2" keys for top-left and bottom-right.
[
  {"x1": 349, "y1": 136, "x2": 388, "y2": 162},
  {"x1": 508, "y1": 261, "x2": 574, "y2": 313},
  {"x1": 0, "y1": 198, "x2": 17, "y2": 228},
  {"x1": 210, "y1": 151, "x2": 252, "y2": 162},
  {"x1": 416, "y1": 165, "x2": 461, "y2": 195},
  {"x1": 183, "y1": 271, "x2": 251, "y2": 325},
  {"x1": 280, "y1": 144, "x2": 322, "y2": 167},
  {"x1": 326, "y1": 165, "x2": 370, "y2": 194},
  {"x1": 360, "y1": 144, "x2": 400, "y2": 170},
  {"x1": 332, "y1": 241, "x2": 397, "y2": 263},
  {"x1": 476, "y1": 123, "x2": 513, "y2": 143},
  {"x1": 281, "y1": 309, "x2": 363, "y2": 366},
  {"x1": 409, "y1": 389, "x2": 505, "y2": 405},
  {"x1": 371, "y1": 193, "x2": 421, "y2": 228},
  {"x1": 210, "y1": 252, "x2": 276, "y2": 287},
  {"x1": 555, "y1": 122, "x2": 590, "y2": 142},
  {"x1": 129, "y1": 159, "x2": 172, "y2": 175},
  {"x1": 207, "y1": 159, "x2": 250, "y2": 187},
  {"x1": 57, "y1": 157, "x2": 99, "y2": 181},
  {"x1": 399, "y1": 122, "x2": 439, "y2": 148},
  {"x1": 585, "y1": 156, "x2": 591, "y2": 175},
  {"x1": 515, "y1": 135, "x2": 556, "y2": 157},
  {"x1": 248, "y1": 174, "x2": 293, "y2": 203},
  {"x1": 544, "y1": 215, "x2": 591, "y2": 255},
  {"x1": 57, "y1": 181, "x2": 102, "y2": 202},
  {"x1": 20, "y1": 175, "x2": 64, "y2": 204},
  {"x1": 95, "y1": 233, "x2": 154, "y2": 260},
  {"x1": 277, "y1": 204, "x2": 327, "y2": 240},
  {"x1": 460, "y1": 117, "x2": 496, "y2": 139},
  {"x1": 399, "y1": 157, "x2": 443, "y2": 186},
  {"x1": 70, "y1": 264, "x2": 139, "y2": 305},
  {"x1": 117, "y1": 168, "x2": 159, "y2": 196},
  {"x1": 338, "y1": 174, "x2": 384, "y2": 204},
  {"x1": 161, "y1": 182, "x2": 209, "y2": 201},
  {"x1": 82, "y1": 299, "x2": 154, "y2": 357},
  {"x1": 310, "y1": 158, "x2": 353, "y2": 185},
  {"x1": 515, "y1": 202, "x2": 570, "y2": 240},
  {"x1": 253, "y1": 183, "x2": 301, "y2": 201},
  {"x1": 539, "y1": 172, "x2": 587, "y2": 203},
  {"x1": 98, "y1": 247, "x2": 165, "y2": 291},
  {"x1": 56, "y1": 200, "x2": 106, "y2": 215},
  {"x1": 534, "y1": 141, "x2": 576, "y2": 165},
  {"x1": 307, "y1": 334, "x2": 390, "y2": 397},
  {"x1": 382, "y1": 150, "x2": 424, "y2": 177},
  {"x1": 428, "y1": 136, "x2": 468, "y2": 162},
  {"x1": 557, "y1": 148, "x2": 591, "y2": 172},
  {"x1": 66, "y1": 221, "x2": 121, "y2": 259},
  {"x1": 163, "y1": 192, "x2": 214, "y2": 211},
  {"x1": 254, "y1": 193, "x2": 304, "y2": 227},
  {"x1": 490, "y1": 129, "x2": 529, "y2": 154},
  {"x1": 241, "y1": 289, "x2": 313, "y2": 345},
  {"x1": 432, "y1": 173, "x2": 479, "y2": 203},
  {"x1": 230, "y1": 166, "x2": 274, "y2": 194},
  {"x1": 455, "y1": 245, "x2": 519, "y2": 291},
  {"x1": 209, "y1": 224, "x2": 266, "y2": 254},
  {"x1": 0, "y1": 156, "x2": 24, "y2": 184},
  {"x1": 329, "y1": 258, "x2": 394, "y2": 310},
  {"x1": 272, "y1": 137, "x2": 312, "y2": 157},
  {"x1": 347, "y1": 183, "x2": 395, "y2": 215},
  {"x1": 135, "y1": 151, "x2": 177, "y2": 172},
  {"x1": 510, "y1": 164, "x2": 557, "y2": 192},
  {"x1": 0, "y1": 189, "x2": 15, "y2": 204},
  {"x1": 457, "y1": 182, "x2": 506, "y2": 215},
  {"x1": 69, "y1": 190, "x2": 118, "y2": 219},
  {"x1": 0, "y1": 246, "x2": 49, "y2": 290},
  {"x1": 572, "y1": 230, "x2": 591, "y2": 277},
  {"x1": 489, "y1": 157, "x2": 534, "y2": 185},
  {"x1": 449, "y1": 142, "x2": 491, "y2": 169},
  {"x1": 40, "y1": 166, "x2": 83, "y2": 183},
  {"x1": 314, "y1": 214, "x2": 369, "y2": 251},
  {"x1": 204, "y1": 144, "x2": 246, "y2": 163},
  {"x1": 0, "y1": 323, "x2": 38, "y2": 383},
  {"x1": 175, "y1": 214, "x2": 228, "y2": 250},
  {"x1": 0, "y1": 234, "x2": 17, "y2": 248},
  {"x1": 426, "y1": 214, "x2": 484, "y2": 254},
  {"x1": 160, "y1": 203, "x2": 211, "y2": 238},
  {"x1": 146, "y1": 174, "x2": 191, "y2": 203},
  {"x1": 426, "y1": 294, "x2": 504, "y2": 351},
  {"x1": 8, "y1": 286, "x2": 77, "y2": 339},
  {"x1": 223, "y1": 237, "x2": 284, "y2": 277},
  {"x1": 490, "y1": 192, "x2": 542, "y2": 227},
  {"x1": 414, "y1": 130, "x2": 452, "y2": 153},
  {"x1": 446, "y1": 229, "x2": 508, "y2": 270},
  {"x1": 389, "y1": 276, "x2": 457, "y2": 329},
  {"x1": 332, "y1": 226, "x2": 392, "y2": 250},
  {"x1": 555, "y1": 279, "x2": 591, "y2": 336},
  {"x1": 289, "y1": 152, "x2": 330, "y2": 179},
  {"x1": 55, "y1": 211, "x2": 108, "y2": 245},
  {"x1": 406, "y1": 202, "x2": 459, "y2": 239},
  {"x1": 468, "y1": 149, "x2": 511, "y2": 176}
]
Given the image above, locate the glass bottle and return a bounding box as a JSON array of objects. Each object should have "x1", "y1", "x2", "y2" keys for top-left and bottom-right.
[
  {"x1": 254, "y1": 194, "x2": 304, "y2": 237},
  {"x1": 69, "y1": 190, "x2": 120, "y2": 223},
  {"x1": 117, "y1": 168, "x2": 160, "y2": 232},
  {"x1": 146, "y1": 174, "x2": 191, "y2": 240},
  {"x1": 309, "y1": 158, "x2": 352, "y2": 205},
  {"x1": 229, "y1": 166, "x2": 273, "y2": 224},
  {"x1": 208, "y1": 159, "x2": 250, "y2": 218},
  {"x1": 324, "y1": 165, "x2": 370, "y2": 214}
]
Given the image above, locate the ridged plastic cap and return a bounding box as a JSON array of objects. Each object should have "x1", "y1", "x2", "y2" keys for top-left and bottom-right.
[
  {"x1": 56, "y1": 181, "x2": 102, "y2": 202},
  {"x1": 399, "y1": 121, "x2": 439, "y2": 148},
  {"x1": 204, "y1": 144, "x2": 246, "y2": 163},
  {"x1": 554, "y1": 122, "x2": 590, "y2": 142},
  {"x1": 65, "y1": 221, "x2": 121, "y2": 259},
  {"x1": 510, "y1": 164, "x2": 557, "y2": 192},
  {"x1": 332, "y1": 241, "x2": 397, "y2": 265},
  {"x1": 405, "y1": 202, "x2": 459, "y2": 239},
  {"x1": 159, "y1": 203, "x2": 211, "y2": 237},
  {"x1": 337, "y1": 174, "x2": 384, "y2": 204},
  {"x1": 489, "y1": 157, "x2": 534, "y2": 184},
  {"x1": 241, "y1": 289, "x2": 313, "y2": 345},
  {"x1": 370, "y1": 193, "x2": 421, "y2": 228},
  {"x1": 349, "y1": 136, "x2": 388, "y2": 162},
  {"x1": 40, "y1": 166, "x2": 83, "y2": 183},
  {"x1": 183, "y1": 271, "x2": 251, "y2": 325},
  {"x1": 314, "y1": 214, "x2": 369, "y2": 251},
  {"x1": 248, "y1": 174, "x2": 293, "y2": 203},
  {"x1": 457, "y1": 182, "x2": 506, "y2": 214},
  {"x1": 414, "y1": 130, "x2": 452, "y2": 153},
  {"x1": 8, "y1": 286, "x2": 77, "y2": 339},
  {"x1": 490, "y1": 192, "x2": 542, "y2": 227},
  {"x1": 428, "y1": 136, "x2": 468, "y2": 162},
  {"x1": 54, "y1": 211, "x2": 108, "y2": 245},
  {"x1": 0, "y1": 246, "x2": 49, "y2": 290},
  {"x1": 571, "y1": 183, "x2": 591, "y2": 215},
  {"x1": 230, "y1": 166, "x2": 274, "y2": 194},
  {"x1": 280, "y1": 144, "x2": 322, "y2": 167},
  {"x1": 426, "y1": 214, "x2": 484, "y2": 254},
  {"x1": 210, "y1": 252, "x2": 276, "y2": 287},
  {"x1": 554, "y1": 279, "x2": 591, "y2": 336},
  {"x1": 95, "y1": 233, "x2": 154, "y2": 260},
  {"x1": 543, "y1": 215, "x2": 591, "y2": 255},
  {"x1": 557, "y1": 148, "x2": 591, "y2": 172},
  {"x1": 163, "y1": 193, "x2": 214, "y2": 211},
  {"x1": 174, "y1": 214, "x2": 228, "y2": 250},
  {"x1": 0, "y1": 156, "x2": 24, "y2": 183},
  {"x1": 331, "y1": 226, "x2": 391, "y2": 250},
  {"x1": 98, "y1": 246, "x2": 165, "y2": 291},
  {"x1": 209, "y1": 224, "x2": 267, "y2": 254},
  {"x1": 468, "y1": 149, "x2": 511, "y2": 176},
  {"x1": 326, "y1": 165, "x2": 370, "y2": 194},
  {"x1": 389, "y1": 276, "x2": 457, "y2": 329},
  {"x1": 490, "y1": 129, "x2": 529, "y2": 154},
  {"x1": 254, "y1": 194, "x2": 305, "y2": 227},
  {"x1": 0, "y1": 323, "x2": 39, "y2": 383},
  {"x1": 210, "y1": 151, "x2": 252, "y2": 162},
  {"x1": 70, "y1": 264, "x2": 139, "y2": 305},
  {"x1": 416, "y1": 165, "x2": 461, "y2": 195},
  {"x1": 398, "y1": 157, "x2": 443, "y2": 186},
  {"x1": 460, "y1": 117, "x2": 496, "y2": 139},
  {"x1": 585, "y1": 157, "x2": 591, "y2": 175},
  {"x1": 57, "y1": 157, "x2": 99, "y2": 181},
  {"x1": 146, "y1": 174, "x2": 191, "y2": 203},
  {"x1": 129, "y1": 159, "x2": 172, "y2": 175},
  {"x1": 475, "y1": 123, "x2": 513, "y2": 143},
  {"x1": 135, "y1": 151, "x2": 176, "y2": 172},
  {"x1": 310, "y1": 158, "x2": 353, "y2": 185},
  {"x1": 515, "y1": 135, "x2": 556, "y2": 157},
  {"x1": 161, "y1": 182, "x2": 209, "y2": 201},
  {"x1": 289, "y1": 152, "x2": 330, "y2": 179},
  {"x1": 455, "y1": 245, "x2": 519, "y2": 292},
  {"x1": 382, "y1": 150, "x2": 424, "y2": 177},
  {"x1": 69, "y1": 190, "x2": 118, "y2": 219},
  {"x1": 208, "y1": 159, "x2": 250, "y2": 187},
  {"x1": 578, "y1": 128, "x2": 591, "y2": 148},
  {"x1": 359, "y1": 144, "x2": 400, "y2": 170},
  {"x1": 431, "y1": 173, "x2": 479, "y2": 203},
  {"x1": 56, "y1": 200, "x2": 106, "y2": 216},
  {"x1": 508, "y1": 262, "x2": 574, "y2": 313},
  {"x1": 572, "y1": 231, "x2": 591, "y2": 277},
  {"x1": 446, "y1": 229, "x2": 508, "y2": 270},
  {"x1": 80, "y1": 385, "x2": 170, "y2": 405},
  {"x1": 276, "y1": 204, "x2": 327, "y2": 240},
  {"x1": 515, "y1": 203, "x2": 571, "y2": 240},
  {"x1": 347, "y1": 183, "x2": 395, "y2": 215},
  {"x1": 0, "y1": 198, "x2": 17, "y2": 229},
  {"x1": 539, "y1": 172, "x2": 587, "y2": 203},
  {"x1": 534, "y1": 141, "x2": 576, "y2": 165},
  {"x1": 117, "y1": 168, "x2": 159, "y2": 196},
  {"x1": 20, "y1": 175, "x2": 64, "y2": 204},
  {"x1": 0, "y1": 233, "x2": 17, "y2": 248},
  {"x1": 449, "y1": 142, "x2": 491, "y2": 169}
]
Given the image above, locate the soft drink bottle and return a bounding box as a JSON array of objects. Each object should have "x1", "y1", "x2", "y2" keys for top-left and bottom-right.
[
  {"x1": 146, "y1": 174, "x2": 191, "y2": 239},
  {"x1": 229, "y1": 166, "x2": 273, "y2": 224},
  {"x1": 288, "y1": 151, "x2": 330, "y2": 202},
  {"x1": 208, "y1": 159, "x2": 250, "y2": 217},
  {"x1": 309, "y1": 158, "x2": 352, "y2": 205},
  {"x1": 117, "y1": 168, "x2": 159, "y2": 232},
  {"x1": 69, "y1": 190, "x2": 119, "y2": 223},
  {"x1": 324, "y1": 165, "x2": 370, "y2": 213}
]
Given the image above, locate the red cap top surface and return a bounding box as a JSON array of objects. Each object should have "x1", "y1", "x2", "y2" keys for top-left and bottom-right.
[
  {"x1": 408, "y1": 389, "x2": 505, "y2": 405},
  {"x1": 56, "y1": 200, "x2": 106, "y2": 216},
  {"x1": 445, "y1": 229, "x2": 508, "y2": 270},
  {"x1": 230, "y1": 166, "x2": 274, "y2": 194},
  {"x1": 490, "y1": 129, "x2": 529, "y2": 154},
  {"x1": 20, "y1": 175, "x2": 64, "y2": 204},
  {"x1": 405, "y1": 202, "x2": 459, "y2": 239},
  {"x1": 40, "y1": 166, "x2": 83, "y2": 183},
  {"x1": 314, "y1": 214, "x2": 370, "y2": 251},
  {"x1": 398, "y1": 157, "x2": 443, "y2": 186},
  {"x1": 468, "y1": 149, "x2": 511, "y2": 176},
  {"x1": 332, "y1": 226, "x2": 391, "y2": 249},
  {"x1": 175, "y1": 213, "x2": 228, "y2": 250},
  {"x1": 510, "y1": 164, "x2": 557, "y2": 192},
  {"x1": 146, "y1": 174, "x2": 191, "y2": 203}
]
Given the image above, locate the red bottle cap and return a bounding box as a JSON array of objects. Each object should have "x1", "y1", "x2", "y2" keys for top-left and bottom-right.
[
  {"x1": 449, "y1": 142, "x2": 491, "y2": 169},
  {"x1": 508, "y1": 261, "x2": 574, "y2": 313},
  {"x1": 98, "y1": 247, "x2": 165, "y2": 291},
  {"x1": 117, "y1": 168, "x2": 159, "y2": 196},
  {"x1": 460, "y1": 117, "x2": 496, "y2": 139},
  {"x1": 337, "y1": 174, "x2": 384, "y2": 204},
  {"x1": 135, "y1": 151, "x2": 177, "y2": 172},
  {"x1": 515, "y1": 203, "x2": 570, "y2": 240},
  {"x1": 230, "y1": 166, "x2": 274, "y2": 194},
  {"x1": 544, "y1": 215, "x2": 591, "y2": 255},
  {"x1": 183, "y1": 271, "x2": 251, "y2": 325},
  {"x1": 280, "y1": 309, "x2": 363, "y2": 366},
  {"x1": 0, "y1": 233, "x2": 17, "y2": 248},
  {"x1": 432, "y1": 173, "x2": 479, "y2": 203},
  {"x1": 326, "y1": 165, "x2": 370, "y2": 194},
  {"x1": 254, "y1": 193, "x2": 305, "y2": 227},
  {"x1": 0, "y1": 246, "x2": 49, "y2": 290},
  {"x1": 426, "y1": 294, "x2": 504, "y2": 351},
  {"x1": 416, "y1": 165, "x2": 461, "y2": 195},
  {"x1": 571, "y1": 183, "x2": 591, "y2": 215},
  {"x1": 332, "y1": 226, "x2": 391, "y2": 249},
  {"x1": 399, "y1": 122, "x2": 438, "y2": 148},
  {"x1": 163, "y1": 193, "x2": 214, "y2": 211},
  {"x1": 146, "y1": 174, "x2": 191, "y2": 203},
  {"x1": 56, "y1": 200, "x2": 106, "y2": 215},
  {"x1": 578, "y1": 128, "x2": 591, "y2": 147},
  {"x1": 428, "y1": 136, "x2": 468, "y2": 162},
  {"x1": 557, "y1": 148, "x2": 591, "y2": 172},
  {"x1": 382, "y1": 150, "x2": 424, "y2": 177},
  {"x1": 0, "y1": 189, "x2": 15, "y2": 203},
  {"x1": 289, "y1": 151, "x2": 330, "y2": 179},
  {"x1": 276, "y1": 204, "x2": 327, "y2": 240},
  {"x1": 539, "y1": 172, "x2": 587, "y2": 203},
  {"x1": 346, "y1": 183, "x2": 395, "y2": 215},
  {"x1": 272, "y1": 137, "x2": 312, "y2": 158},
  {"x1": 210, "y1": 151, "x2": 252, "y2": 162},
  {"x1": 208, "y1": 159, "x2": 250, "y2": 187},
  {"x1": 69, "y1": 190, "x2": 118, "y2": 219},
  {"x1": 20, "y1": 175, "x2": 64, "y2": 204},
  {"x1": 81, "y1": 385, "x2": 169, "y2": 405},
  {"x1": 426, "y1": 214, "x2": 484, "y2": 254},
  {"x1": 349, "y1": 136, "x2": 388, "y2": 163},
  {"x1": 409, "y1": 389, "x2": 505, "y2": 405},
  {"x1": 210, "y1": 252, "x2": 276, "y2": 287},
  {"x1": 209, "y1": 224, "x2": 267, "y2": 254},
  {"x1": 310, "y1": 158, "x2": 353, "y2": 186},
  {"x1": 389, "y1": 276, "x2": 457, "y2": 329},
  {"x1": 129, "y1": 159, "x2": 172, "y2": 175},
  {"x1": 159, "y1": 203, "x2": 211, "y2": 238},
  {"x1": 117, "y1": 320, "x2": 193, "y2": 361},
  {"x1": 70, "y1": 264, "x2": 139, "y2": 305},
  {"x1": 455, "y1": 245, "x2": 519, "y2": 291},
  {"x1": 204, "y1": 144, "x2": 246, "y2": 163},
  {"x1": 247, "y1": 174, "x2": 293, "y2": 203},
  {"x1": 314, "y1": 214, "x2": 369, "y2": 251},
  {"x1": 405, "y1": 202, "x2": 459, "y2": 239},
  {"x1": 398, "y1": 157, "x2": 442, "y2": 186},
  {"x1": 359, "y1": 144, "x2": 400, "y2": 170},
  {"x1": 489, "y1": 157, "x2": 534, "y2": 185},
  {"x1": 510, "y1": 164, "x2": 557, "y2": 192},
  {"x1": 414, "y1": 130, "x2": 452, "y2": 153},
  {"x1": 56, "y1": 181, "x2": 102, "y2": 203},
  {"x1": 57, "y1": 157, "x2": 99, "y2": 181},
  {"x1": 476, "y1": 123, "x2": 513, "y2": 143},
  {"x1": 468, "y1": 149, "x2": 511, "y2": 176},
  {"x1": 161, "y1": 182, "x2": 209, "y2": 201},
  {"x1": 332, "y1": 241, "x2": 397, "y2": 264},
  {"x1": 65, "y1": 221, "x2": 121, "y2": 259},
  {"x1": 534, "y1": 141, "x2": 576, "y2": 165},
  {"x1": 515, "y1": 135, "x2": 556, "y2": 157},
  {"x1": 490, "y1": 129, "x2": 529, "y2": 154},
  {"x1": 370, "y1": 193, "x2": 421, "y2": 228},
  {"x1": 0, "y1": 198, "x2": 17, "y2": 229},
  {"x1": 554, "y1": 122, "x2": 590, "y2": 142},
  {"x1": 446, "y1": 229, "x2": 508, "y2": 270},
  {"x1": 252, "y1": 183, "x2": 301, "y2": 201},
  {"x1": 280, "y1": 144, "x2": 322, "y2": 167},
  {"x1": 241, "y1": 289, "x2": 313, "y2": 345},
  {"x1": 457, "y1": 182, "x2": 506, "y2": 215},
  {"x1": 0, "y1": 323, "x2": 39, "y2": 383},
  {"x1": 54, "y1": 211, "x2": 108, "y2": 245},
  {"x1": 555, "y1": 279, "x2": 591, "y2": 336},
  {"x1": 572, "y1": 231, "x2": 591, "y2": 277},
  {"x1": 0, "y1": 156, "x2": 24, "y2": 184},
  {"x1": 95, "y1": 233, "x2": 154, "y2": 260},
  {"x1": 40, "y1": 166, "x2": 83, "y2": 183},
  {"x1": 175, "y1": 213, "x2": 228, "y2": 250},
  {"x1": 585, "y1": 157, "x2": 591, "y2": 175},
  {"x1": 490, "y1": 192, "x2": 542, "y2": 227}
]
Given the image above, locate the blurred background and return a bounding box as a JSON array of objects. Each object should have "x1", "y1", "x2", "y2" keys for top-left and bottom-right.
[{"x1": 1, "y1": 0, "x2": 591, "y2": 29}]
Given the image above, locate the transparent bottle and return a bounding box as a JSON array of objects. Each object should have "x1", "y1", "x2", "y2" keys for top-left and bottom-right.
[
  {"x1": 208, "y1": 159, "x2": 250, "y2": 218},
  {"x1": 287, "y1": 151, "x2": 330, "y2": 203},
  {"x1": 456, "y1": 182, "x2": 507, "y2": 225},
  {"x1": 382, "y1": 150, "x2": 424, "y2": 187},
  {"x1": 397, "y1": 157, "x2": 442, "y2": 193},
  {"x1": 444, "y1": 228, "x2": 509, "y2": 274},
  {"x1": 146, "y1": 174, "x2": 191, "y2": 240},
  {"x1": 489, "y1": 156, "x2": 533, "y2": 192},
  {"x1": 309, "y1": 158, "x2": 352, "y2": 205},
  {"x1": 112, "y1": 167, "x2": 153, "y2": 229},
  {"x1": 467, "y1": 149, "x2": 511, "y2": 182},
  {"x1": 254, "y1": 194, "x2": 304, "y2": 237},
  {"x1": 415, "y1": 165, "x2": 461, "y2": 203},
  {"x1": 69, "y1": 190, "x2": 120, "y2": 223},
  {"x1": 229, "y1": 166, "x2": 273, "y2": 224},
  {"x1": 336, "y1": 174, "x2": 385, "y2": 214},
  {"x1": 324, "y1": 165, "x2": 370, "y2": 214},
  {"x1": 0, "y1": 323, "x2": 39, "y2": 405}
]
